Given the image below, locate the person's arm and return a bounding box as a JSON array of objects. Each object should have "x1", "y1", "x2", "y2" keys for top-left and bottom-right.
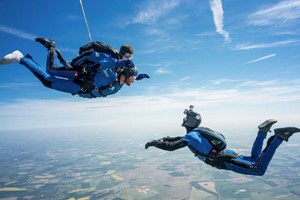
[
  {"x1": 100, "y1": 59, "x2": 134, "y2": 72},
  {"x1": 151, "y1": 138, "x2": 188, "y2": 151},
  {"x1": 161, "y1": 136, "x2": 184, "y2": 142}
]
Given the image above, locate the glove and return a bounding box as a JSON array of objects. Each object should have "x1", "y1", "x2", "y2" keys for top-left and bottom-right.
[
  {"x1": 145, "y1": 140, "x2": 157, "y2": 149},
  {"x1": 136, "y1": 73, "x2": 150, "y2": 81}
]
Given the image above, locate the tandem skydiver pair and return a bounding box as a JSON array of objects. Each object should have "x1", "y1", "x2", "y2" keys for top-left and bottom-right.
[{"x1": 0, "y1": 37, "x2": 150, "y2": 98}]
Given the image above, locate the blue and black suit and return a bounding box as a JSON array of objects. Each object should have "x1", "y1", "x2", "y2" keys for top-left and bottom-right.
[
  {"x1": 20, "y1": 51, "x2": 131, "y2": 98},
  {"x1": 151, "y1": 127, "x2": 283, "y2": 176}
]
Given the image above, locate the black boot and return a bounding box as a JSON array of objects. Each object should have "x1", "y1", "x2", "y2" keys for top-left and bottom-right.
[
  {"x1": 35, "y1": 37, "x2": 56, "y2": 50},
  {"x1": 274, "y1": 127, "x2": 300, "y2": 142},
  {"x1": 258, "y1": 119, "x2": 277, "y2": 132}
]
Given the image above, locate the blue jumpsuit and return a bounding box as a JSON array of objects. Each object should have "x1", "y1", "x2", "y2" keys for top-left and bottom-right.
[
  {"x1": 19, "y1": 51, "x2": 126, "y2": 98},
  {"x1": 183, "y1": 128, "x2": 283, "y2": 176}
]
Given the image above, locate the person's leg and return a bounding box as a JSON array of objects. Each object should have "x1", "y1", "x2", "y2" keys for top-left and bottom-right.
[
  {"x1": 224, "y1": 142, "x2": 280, "y2": 176},
  {"x1": 20, "y1": 54, "x2": 81, "y2": 94},
  {"x1": 254, "y1": 136, "x2": 283, "y2": 175},
  {"x1": 250, "y1": 132, "x2": 267, "y2": 159},
  {"x1": 45, "y1": 49, "x2": 77, "y2": 79},
  {"x1": 225, "y1": 127, "x2": 299, "y2": 176},
  {"x1": 251, "y1": 119, "x2": 277, "y2": 159}
]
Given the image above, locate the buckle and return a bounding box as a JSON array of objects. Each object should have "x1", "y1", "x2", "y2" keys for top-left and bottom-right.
[
  {"x1": 81, "y1": 67, "x2": 87, "y2": 74},
  {"x1": 81, "y1": 87, "x2": 87, "y2": 92}
]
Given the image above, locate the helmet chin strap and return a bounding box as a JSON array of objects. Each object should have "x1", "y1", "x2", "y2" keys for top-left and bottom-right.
[{"x1": 184, "y1": 126, "x2": 194, "y2": 134}]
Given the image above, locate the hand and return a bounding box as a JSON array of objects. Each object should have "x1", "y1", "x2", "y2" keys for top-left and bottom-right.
[
  {"x1": 145, "y1": 140, "x2": 157, "y2": 149},
  {"x1": 136, "y1": 73, "x2": 150, "y2": 81}
]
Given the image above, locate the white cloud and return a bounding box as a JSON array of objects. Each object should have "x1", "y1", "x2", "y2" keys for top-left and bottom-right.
[
  {"x1": 155, "y1": 67, "x2": 173, "y2": 74},
  {"x1": 248, "y1": 0, "x2": 300, "y2": 26},
  {"x1": 129, "y1": 0, "x2": 182, "y2": 25},
  {"x1": 209, "y1": 0, "x2": 231, "y2": 43},
  {"x1": 144, "y1": 27, "x2": 169, "y2": 37},
  {"x1": 0, "y1": 24, "x2": 36, "y2": 41},
  {"x1": 180, "y1": 76, "x2": 190, "y2": 81},
  {"x1": 0, "y1": 82, "x2": 37, "y2": 89},
  {"x1": 195, "y1": 32, "x2": 216, "y2": 37},
  {"x1": 1, "y1": 79, "x2": 300, "y2": 134},
  {"x1": 234, "y1": 40, "x2": 300, "y2": 50},
  {"x1": 210, "y1": 78, "x2": 239, "y2": 85},
  {"x1": 246, "y1": 54, "x2": 276, "y2": 64},
  {"x1": 236, "y1": 80, "x2": 279, "y2": 88},
  {"x1": 66, "y1": 15, "x2": 82, "y2": 21}
]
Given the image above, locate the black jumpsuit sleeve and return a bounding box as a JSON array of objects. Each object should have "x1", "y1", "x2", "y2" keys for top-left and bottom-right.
[{"x1": 154, "y1": 137, "x2": 188, "y2": 151}]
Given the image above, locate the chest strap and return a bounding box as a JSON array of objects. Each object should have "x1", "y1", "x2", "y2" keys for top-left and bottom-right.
[
  {"x1": 191, "y1": 146, "x2": 220, "y2": 167},
  {"x1": 74, "y1": 79, "x2": 118, "y2": 97}
]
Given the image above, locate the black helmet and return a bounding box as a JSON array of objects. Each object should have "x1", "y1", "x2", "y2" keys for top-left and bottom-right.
[
  {"x1": 123, "y1": 66, "x2": 138, "y2": 79},
  {"x1": 182, "y1": 105, "x2": 201, "y2": 129}
]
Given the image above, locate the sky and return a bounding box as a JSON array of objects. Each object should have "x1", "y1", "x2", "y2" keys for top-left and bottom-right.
[{"x1": 0, "y1": 0, "x2": 300, "y2": 137}]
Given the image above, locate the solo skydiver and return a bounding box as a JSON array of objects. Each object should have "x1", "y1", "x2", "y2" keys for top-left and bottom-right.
[{"x1": 145, "y1": 105, "x2": 300, "y2": 176}]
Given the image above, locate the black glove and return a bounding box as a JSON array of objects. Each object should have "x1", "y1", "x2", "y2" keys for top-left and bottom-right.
[
  {"x1": 145, "y1": 140, "x2": 157, "y2": 149},
  {"x1": 136, "y1": 73, "x2": 150, "y2": 81}
]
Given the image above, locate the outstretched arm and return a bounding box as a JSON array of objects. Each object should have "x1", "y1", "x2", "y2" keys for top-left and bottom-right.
[
  {"x1": 161, "y1": 136, "x2": 184, "y2": 142},
  {"x1": 145, "y1": 137, "x2": 188, "y2": 151}
]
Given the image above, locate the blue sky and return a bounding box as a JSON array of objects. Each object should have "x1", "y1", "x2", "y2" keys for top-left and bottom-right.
[{"x1": 0, "y1": 0, "x2": 299, "y2": 135}]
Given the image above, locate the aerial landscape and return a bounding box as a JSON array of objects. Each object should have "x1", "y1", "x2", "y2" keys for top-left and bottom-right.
[{"x1": 1, "y1": 129, "x2": 299, "y2": 200}]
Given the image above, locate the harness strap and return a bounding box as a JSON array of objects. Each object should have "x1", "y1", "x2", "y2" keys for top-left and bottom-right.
[
  {"x1": 71, "y1": 51, "x2": 93, "y2": 66},
  {"x1": 204, "y1": 149, "x2": 219, "y2": 166},
  {"x1": 74, "y1": 78, "x2": 118, "y2": 97},
  {"x1": 191, "y1": 146, "x2": 220, "y2": 167},
  {"x1": 93, "y1": 80, "x2": 118, "y2": 97}
]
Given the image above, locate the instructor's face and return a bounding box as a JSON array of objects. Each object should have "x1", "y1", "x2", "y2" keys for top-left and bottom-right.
[{"x1": 125, "y1": 76, "x2": 136, "y2": 86}]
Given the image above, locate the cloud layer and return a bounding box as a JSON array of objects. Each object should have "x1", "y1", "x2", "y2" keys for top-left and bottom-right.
[
  {"x1": 234, "y1": 40, "x2": 300, "y2": 50},
  {"x1": 248, "y1": 0, "x2": 300, "y2": 26},
  {"x1": 1, "y1": 79, "x2": 299, "y2": 135}
]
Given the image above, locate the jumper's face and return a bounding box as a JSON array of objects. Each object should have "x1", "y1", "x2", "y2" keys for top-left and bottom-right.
[
  {"x1": 125, "y1": 76, "x2": 136, "y2": 86},
  {"x1": 122, "y1": 53, "x2": 133, "y2": 60}
]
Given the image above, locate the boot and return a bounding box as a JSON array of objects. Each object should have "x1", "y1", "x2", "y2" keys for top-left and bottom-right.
[
  {"x1": 0, "y1": 50, "x2": 24, "y2": 65},
  {"x1": 35, "y1": 37, "x2": 56, "y2": 50},
  {"x1": 258, "y1": 119, "x2": 277, "y2": 132},
  {"x1": 274, "y1": 127, "x2": 300, "y2": 142}
]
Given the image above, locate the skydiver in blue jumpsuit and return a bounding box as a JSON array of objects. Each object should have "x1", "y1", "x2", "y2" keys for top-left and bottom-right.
[
  {"x1": 0, "y1": 38, "x2": 149, "y2": 98},
  {"x1": 145, "y1": 105, "x2": 300, "y2": 176}
]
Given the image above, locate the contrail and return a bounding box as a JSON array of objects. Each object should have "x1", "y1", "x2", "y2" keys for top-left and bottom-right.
[
  {"x1": 246, "y1": 54, "x2": 276, "y2": 64},
  {"x1": 209, "y1": 0, "x2": 231, "y2": 42},
  {"x1": 0, "y1": 24, "x2": 37, "y2": 41}
]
